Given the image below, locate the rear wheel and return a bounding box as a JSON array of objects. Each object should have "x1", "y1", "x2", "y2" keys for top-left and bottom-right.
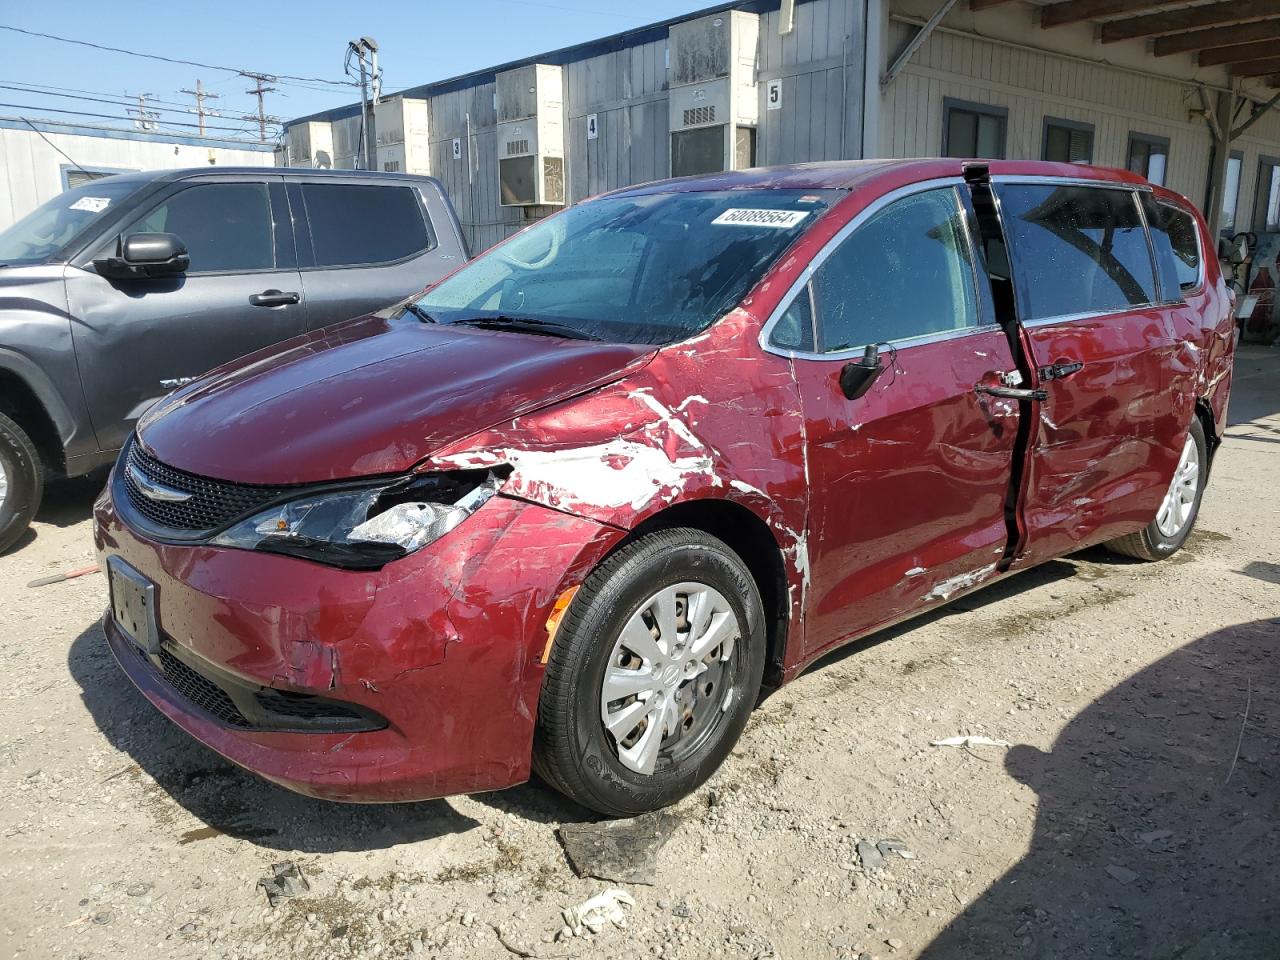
[
  {"x1": 0, "y1": 412, "x2": 43, "y2": 554},
  {"x1": 533, "y1": 528, "x2": 766, "y2": 817},
  {"x1": 1107, "y1": 419, "x2": 1206, "y2": 561}
]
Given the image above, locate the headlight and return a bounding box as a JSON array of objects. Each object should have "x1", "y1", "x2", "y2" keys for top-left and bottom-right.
[{"x1": 211, "y1": 469, "x2": 503, "y2": 569}]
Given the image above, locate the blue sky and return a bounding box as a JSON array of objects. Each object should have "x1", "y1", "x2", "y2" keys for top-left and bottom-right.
[{"x1": 0, "y1": 1, "x2": 713, "y2": 141}]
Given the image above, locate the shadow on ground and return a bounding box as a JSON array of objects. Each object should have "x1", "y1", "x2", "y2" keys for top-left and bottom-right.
[{"x1": 920, "y1": 617, "x2": 1280, "y2": 960}]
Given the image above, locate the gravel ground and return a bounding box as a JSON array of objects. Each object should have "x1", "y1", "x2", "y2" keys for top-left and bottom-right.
[{"x1": 1, "y1": 346, "x2": 1277, "y2": 960}]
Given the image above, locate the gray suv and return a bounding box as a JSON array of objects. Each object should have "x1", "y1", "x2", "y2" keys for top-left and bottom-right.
[{"x1": 0, "y1": 167, "x2": 468, "y2": 552}]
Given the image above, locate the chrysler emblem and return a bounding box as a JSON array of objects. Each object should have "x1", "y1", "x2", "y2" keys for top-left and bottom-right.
[{"x1": 127, "y1": 462, "x2": 193, "y2": 503}]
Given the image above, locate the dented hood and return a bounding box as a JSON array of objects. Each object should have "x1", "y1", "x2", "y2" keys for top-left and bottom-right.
[{"x1": 136, "y1": 314, "x2": 655, "y2": 484}]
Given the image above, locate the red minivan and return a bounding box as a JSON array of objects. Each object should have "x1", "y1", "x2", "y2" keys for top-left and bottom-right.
[{"x1": 94, "y1": 160, "x2": 1234, "y2": 816}]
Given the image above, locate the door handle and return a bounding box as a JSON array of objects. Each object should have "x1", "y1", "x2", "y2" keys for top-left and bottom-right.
[
  {"x1": 976, "y1": 370, "x2": 1046, "y2": 402},
  {"x1": 1038, "y1": 359, "x2": 1084, "y2": 382},
  {"x1": 976, "y1": 383, "x2": 1048, "y2": 401},
  {"x1": 249, "y1": 289, "x2": 301, "y2": 307}
]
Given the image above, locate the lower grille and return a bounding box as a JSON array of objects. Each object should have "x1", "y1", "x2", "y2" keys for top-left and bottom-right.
[
  {"x1": 156, "y1": 647, "x2": 252, "y2": 728},
  {"x1": 257, "y1": 689, "x2": 368, "y2": 724}
]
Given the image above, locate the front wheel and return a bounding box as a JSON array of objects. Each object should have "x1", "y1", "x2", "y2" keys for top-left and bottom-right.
[
  {"x1": 533, "y1": 528, "x2": 766, "y2": 817},
  {"x1": 0, "y1": 412, "x2": 43, "y2": 554},
  {"x1": 1106, "y1": 418, "x2": 1207, "y2": 561}
]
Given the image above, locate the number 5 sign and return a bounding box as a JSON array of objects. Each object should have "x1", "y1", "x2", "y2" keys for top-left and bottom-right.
[{"x1": 766, "y1": 78, "x2": 782, "y2": 111}]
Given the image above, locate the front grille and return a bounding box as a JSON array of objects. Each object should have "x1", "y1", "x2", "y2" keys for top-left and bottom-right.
[
  {"x1": 257, "y1": 689, "x2": 367, "y2": 723},
  {"x1": 123, "y1": 440, "x2": 293, "y2": 533},
  {"x1": 156, "y1": 646, "x2": 252, "y2": 728}
]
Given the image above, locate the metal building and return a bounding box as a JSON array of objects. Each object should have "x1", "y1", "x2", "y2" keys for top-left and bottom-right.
[{"x1": 283, "y1": 0, "x2": 1280, "y2": 253}]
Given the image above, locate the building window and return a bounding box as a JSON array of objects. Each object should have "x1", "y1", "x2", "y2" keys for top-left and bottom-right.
[
  {"x1": 1218, "y1": 150, "x2": 1243, "y2": 235},
  {"x1": 1042, "y1": 117, "x2": 1094, "y2": 164},
  {"x1": 1254, "y1": 157, "x2": 1280, "y2": 232},
  {"x1": 1127, "y1": 132, "x2": 1169, "y2": 186},
  {"x1": 943, "y1": 99, "x2": 1007, "y2": 159},
  {"x1": 61, "y1": 165, "x2": 136, "y2": 190}
]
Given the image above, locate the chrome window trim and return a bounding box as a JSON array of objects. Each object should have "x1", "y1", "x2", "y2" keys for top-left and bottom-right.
[
  {"x1": 760, "y1": 176, "x2": 1001, "y2": 361},
  {"x1": 990, "y1": 174, "x2": 1154, "y2": 193}
]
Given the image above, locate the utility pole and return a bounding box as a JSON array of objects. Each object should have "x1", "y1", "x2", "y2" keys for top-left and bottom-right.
[
  {"x1": 179, "y1": 79, "x2": 220, "y2": 137},
  {"x1": 127, "y1": 92, "x2": 159, "y2": 131},
  {"x1": 241, "y1": 72, "x2": 277, "y2": 142},
  {"x1": 345, "y1": 37, "x2": 380, "y2": 169}
]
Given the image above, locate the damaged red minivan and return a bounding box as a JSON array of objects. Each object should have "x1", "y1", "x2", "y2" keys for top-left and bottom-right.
[{"x1": 94, "y1": 160, "x2": 1234, "y2": 816}]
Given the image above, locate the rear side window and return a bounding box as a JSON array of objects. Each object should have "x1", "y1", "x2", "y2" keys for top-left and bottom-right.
[
  {"x1": 130, "y1": 182, "x2": 274, "y2": 273},
  {"x1": 805, "y1": 188, "x2": 979, "y2": 353},
  {"x1": 997, "y1": 184, "x2": 1156, "y2": 321},
  {"x1": 301, "y1": 183, "x2": 432, "y2": 267}
]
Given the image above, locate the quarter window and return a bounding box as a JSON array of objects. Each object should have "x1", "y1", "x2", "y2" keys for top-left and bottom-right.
[
  {"x1": 1127, "y1": 133, "x2": 1169, "y2": 186},
  {"x1": 997, "y1": 184, "x2": 1156, "y2": 321},
  {"x1": 1143, "y1": 197, "x2": 1199, "y2": 300},
  {"x1": 806, "y1": 188, "x2": 979, "y2": 353},
  {"x1": 129, "y1": 182, "x2": 275, "y2": 273},
  {"x1": 301, "y1": 183, "x2": 432, "y2": 267}
]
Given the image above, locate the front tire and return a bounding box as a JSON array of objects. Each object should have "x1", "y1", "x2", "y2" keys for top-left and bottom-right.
[
  {"x1": 533, "y1": 528, "x2": 766, "y2": 817},
  {"x1": 0, "y1": 412, "x2": 43, "y2": 554},
  {"x1": 1107, "y1": 418, "x2": 1207, "y2": 561}
]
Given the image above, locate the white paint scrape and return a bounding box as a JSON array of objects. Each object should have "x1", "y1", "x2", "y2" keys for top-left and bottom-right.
[{"x1": 920, "y1": 562, "x2": 998, "y2": 603}]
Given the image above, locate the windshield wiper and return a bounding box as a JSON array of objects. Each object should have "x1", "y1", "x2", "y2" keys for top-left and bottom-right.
[
  {"x1": 453, "y1": 316, "x2": 603, "y2": 341},
  {"x1": 402, "y1": 302, "x2": 436, "y2": 324}
]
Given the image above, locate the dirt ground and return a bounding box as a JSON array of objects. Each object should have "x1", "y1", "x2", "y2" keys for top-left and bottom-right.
[{"x1": 1, "y1": 346, "x2": 1277, "y2": 960}]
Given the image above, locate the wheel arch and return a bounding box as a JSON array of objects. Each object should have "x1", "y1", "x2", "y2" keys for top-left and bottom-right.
[
  {"x1": 614, "y1": 497, "x2": 791, "y2": 688},
  {"x1": 0, "y1": 363, "x2": 67, "y2": 474},
  {"x1": 1194, "y1": 397, "x2": 1219, "y2": 475}
]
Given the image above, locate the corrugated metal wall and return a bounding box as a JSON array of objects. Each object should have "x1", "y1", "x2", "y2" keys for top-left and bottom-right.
[{"x1": 410, "y1": 0, "x2": 867, "y2": 252}]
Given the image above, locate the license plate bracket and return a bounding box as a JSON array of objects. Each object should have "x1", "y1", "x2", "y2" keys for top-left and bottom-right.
[{"x1": 107, "y1": 557, "x2": 161, "y2": 656}]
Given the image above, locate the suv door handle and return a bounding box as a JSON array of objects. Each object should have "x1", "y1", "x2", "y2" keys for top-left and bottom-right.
[
  {"x1": 976, "y1": 370, "x2": 1047, "y2": 402},
  {"x1": 249, "y1": 289, "x2": 301, "y2": 307}
]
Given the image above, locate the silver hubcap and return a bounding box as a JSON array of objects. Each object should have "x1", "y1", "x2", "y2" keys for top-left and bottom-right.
[
  {"x1": 0, "y1": 459, "x2": 7, "y2": 508},
  {"x1": 600, "y1": 581, "x2": 740, "y2": 775},
  {"x1": 1156, "y1": 434, "x2": 1199, "y2": 538}
]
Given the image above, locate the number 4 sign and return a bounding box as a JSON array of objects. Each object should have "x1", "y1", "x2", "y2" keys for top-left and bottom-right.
[
  {"x1": 587, "y1": 114, "x2": 599, "y2": 140},
  {"x1": 766, "y1": 78, "x2": 782, "y2": 111}
]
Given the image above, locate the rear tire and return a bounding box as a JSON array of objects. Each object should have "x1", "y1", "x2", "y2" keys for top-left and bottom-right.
[
  {"x1": 1106, "y1": 419, "x2": 1206, "y2": 561},
  {"x1": 533, "y1": 528, "x2": 766, "y2": 817},
  {"x1": 0, "y1": 412, "x2": 42, "y2": 554}
]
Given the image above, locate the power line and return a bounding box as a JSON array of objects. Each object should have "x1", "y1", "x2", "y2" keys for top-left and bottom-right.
[
  {"x1": 0, "y1": 24, "x2": 358, "y2": 89},
  {"x1": 0, "y1": 79, "x2": 196, "y2": 110},
  {"x1": 17, "y1": 116, "x2": 88, "y2": 173},
  {"x1": 0, "y1": 102, "x2": 280, "y2": 137}
]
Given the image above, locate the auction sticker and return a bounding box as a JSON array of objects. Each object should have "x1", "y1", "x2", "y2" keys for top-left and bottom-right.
[
  {"x1": 712, "y1": 208, "x2": 809, "y2": 228},
  {"x1": 70, "y1": 197, "x2": 112, "y2": 213}
]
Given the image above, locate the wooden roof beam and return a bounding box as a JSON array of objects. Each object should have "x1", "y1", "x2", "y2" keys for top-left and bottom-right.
[
  {"x1": 1101, "y1": 0, "x2": 1280, "y2": 44},
  {"x1": 1200, "y1": 38, "x2": 1280, "y2": 68},
  {"x1": 1230, "y1": 57, "x2": 1280, "y2": 79},
  {"x1": 1154, "y1": 17, "x2": 1280, "y2": 57},
  {"x1": 1041, "y1": 0, "x2": 1184, "y2": 30},
  {"x1": 969, "y1": 0, "x2": 1018, "y2": 10}
]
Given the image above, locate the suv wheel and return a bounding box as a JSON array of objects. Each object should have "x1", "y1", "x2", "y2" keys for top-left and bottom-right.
[
  {"x1": 533, "y1": 528, "x2": 766, "y2": 817},
  {"x1": 1106, "y1": 418, "x2": 1207, "y2": 561},
  {"x1": 0, "y1": 412, "x2": 43, "y2": 554}
]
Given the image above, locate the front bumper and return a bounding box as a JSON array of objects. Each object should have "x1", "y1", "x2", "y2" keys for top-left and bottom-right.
[{"x1": 93, "y1": 482, "x2": 622, "y2": 802}]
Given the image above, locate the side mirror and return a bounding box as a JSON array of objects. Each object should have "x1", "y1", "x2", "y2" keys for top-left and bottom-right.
[
  {"x1": 839, "y1": 343, "x2": 885, "y2": 401},
  {"x1": 94, "y1": 233, "x2": 190, "y2": 280}
]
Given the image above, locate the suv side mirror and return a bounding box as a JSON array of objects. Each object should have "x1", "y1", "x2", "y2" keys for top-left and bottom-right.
[{"x1": 94, "y1": 233, "x2": 190, "y2": 279}]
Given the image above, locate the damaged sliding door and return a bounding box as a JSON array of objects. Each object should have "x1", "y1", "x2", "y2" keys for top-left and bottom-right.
[{"x1": 766, "y1": 182, "x2": 1024, "y2": 660}]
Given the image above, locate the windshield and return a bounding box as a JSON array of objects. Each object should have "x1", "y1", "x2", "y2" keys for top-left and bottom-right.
[
  {"x1": 0, "y1": 178, "x2": 141, "y2": 266},
  {"x1": 416, "y1": 188, "x2": 840, "y2": 344}
]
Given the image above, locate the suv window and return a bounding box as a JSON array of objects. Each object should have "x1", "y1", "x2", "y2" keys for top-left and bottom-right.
[
  {"x1": 301, "y1": 183, "x2": 431, "y2": 267},
  {"x1": 802, "y1": 188, "x2": 979, "y2": 353},
  {"x1": 997, "y1": 184, "x2": 1156, "y2": 321},
  {"x1": 129, "y1": 182, "x2": 274, "y2": 273}
]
